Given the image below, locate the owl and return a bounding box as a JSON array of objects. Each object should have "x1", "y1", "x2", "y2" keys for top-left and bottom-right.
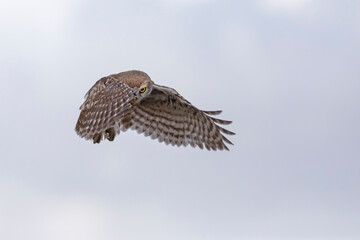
[{"x1": 75, "y1": 70, "x2": 234, "y2": 150}]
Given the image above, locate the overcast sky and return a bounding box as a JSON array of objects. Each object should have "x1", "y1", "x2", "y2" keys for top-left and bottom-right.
[{"x1": 0, "y1": 0, "x2": 359, "y2": 239}]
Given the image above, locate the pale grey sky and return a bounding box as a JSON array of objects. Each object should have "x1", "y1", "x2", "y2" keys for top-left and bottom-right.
[{"x1": 0, "y1": 0, "x2": 359, "y2": 239}]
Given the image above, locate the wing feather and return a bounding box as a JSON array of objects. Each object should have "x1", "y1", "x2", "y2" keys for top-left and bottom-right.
[
  {"x1": 75, "y1": 77, "x2": 134, "y2": 142},
  {"x1": 130, "y1": 85, "x2": 235, "y2": 151}
]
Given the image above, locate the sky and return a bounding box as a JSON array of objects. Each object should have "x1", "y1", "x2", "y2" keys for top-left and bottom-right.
[{"x1": 0, "y1": 0, "x2": 359, "y2": 239}]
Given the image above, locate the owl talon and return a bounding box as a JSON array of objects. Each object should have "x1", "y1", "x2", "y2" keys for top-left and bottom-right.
[
  {"x1": 93, "y1": 133, "x2": 101, "y2": 143},
  {"x1": 105, "y1": 128, "x2": 115, "y2": 141}
]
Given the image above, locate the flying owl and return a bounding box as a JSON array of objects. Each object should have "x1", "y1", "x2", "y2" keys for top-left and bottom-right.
[{"x1": 75, "y1": 70, "x2": 234, "y2": 150}]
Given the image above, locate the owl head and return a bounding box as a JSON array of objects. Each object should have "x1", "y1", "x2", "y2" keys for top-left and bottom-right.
[{"x1": 111, "y1": 70, "x2": 154, "y2": 103}]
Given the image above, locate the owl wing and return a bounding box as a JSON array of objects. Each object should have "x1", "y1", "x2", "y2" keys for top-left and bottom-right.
[
  {"x1": 75, "y1": 76, "x2": 135, "y2": 142},
  {"x1": 128, "y1": 84, "x2": 235, "y2": 151}
]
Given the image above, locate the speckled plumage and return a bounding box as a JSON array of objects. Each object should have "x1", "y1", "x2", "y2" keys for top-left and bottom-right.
[{"x1": 75, "y1": 70, "x2": 235, "y2": 150}]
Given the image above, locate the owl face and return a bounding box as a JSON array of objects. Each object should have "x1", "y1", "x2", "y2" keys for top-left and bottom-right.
[{"x1": 134, "y1": 81, "x2": 153, "y2": 103}]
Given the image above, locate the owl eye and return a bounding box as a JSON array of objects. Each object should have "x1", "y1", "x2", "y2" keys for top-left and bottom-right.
[{"x1": 139, "y1": 87, "x2": 146, "y2": 93}]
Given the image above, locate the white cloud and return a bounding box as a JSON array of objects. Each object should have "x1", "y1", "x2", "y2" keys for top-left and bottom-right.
[
  {"x1": 34, "y1": 200, "x2": 111, "y2": 240},
  {"x1": 146, "y1": 0, "x2": 213, "y2": 7},
  {"x1": 258, "y1": 0, "x2": 315, "y2": 16},
  {"x1": 0, "y1": 181, "x2": 109, "y2": 240},
  {"x1": 1, "y1": 1, "x2": 359, "y2": 239},
  {"x1": 0, "y1": 0, "x2": 79, "y2": 35}
]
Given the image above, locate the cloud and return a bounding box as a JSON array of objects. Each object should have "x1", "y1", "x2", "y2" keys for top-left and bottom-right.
[
  {"x1": 0, "y1": 180, "x2": 111, "y2": 240},
  {"x1": 0, "y1": 0, "x2": 79, "y2": 35},
  {"x1": 257, "y1": 0, "x2": 315, "y2": 17},
  {"x1": 1, "y1": 1, "x2": 359, "y2": 239},
  {"x1": 145, "y1": 0, "x2": 213, "y2": 7}
]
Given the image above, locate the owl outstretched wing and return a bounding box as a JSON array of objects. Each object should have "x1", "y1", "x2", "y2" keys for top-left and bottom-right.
[
  {"x1": 124, "y1": 84, "x2": 235, "y2": 151},
  {"x1": 75, "y1": 76, "x2": 135, "y2": 142}
]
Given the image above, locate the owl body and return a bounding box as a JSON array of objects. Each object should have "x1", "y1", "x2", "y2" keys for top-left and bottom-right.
[{"x1": 75, "y1": 70, "x2": 234, "y2": 150}]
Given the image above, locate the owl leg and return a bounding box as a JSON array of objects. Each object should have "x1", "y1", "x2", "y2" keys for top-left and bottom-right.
[
  {"x1": 93, "y1": 133, "x2": 102, "y2": 144},
  {"x1": 105, "y1": 128, "x2": 116, "y2": 141}
]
